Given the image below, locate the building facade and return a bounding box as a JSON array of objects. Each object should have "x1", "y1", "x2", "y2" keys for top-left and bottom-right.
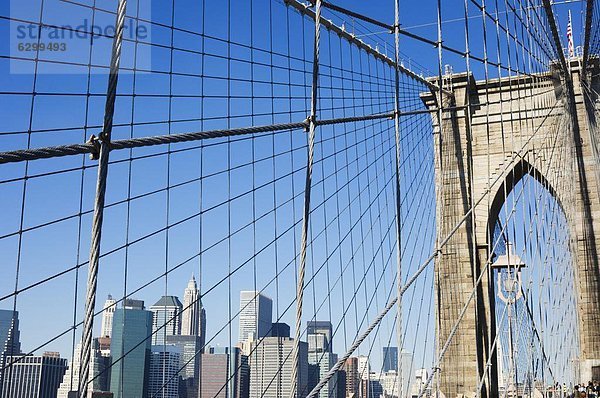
[
  {"x1": 370, "y1": 371, "x2": 400, "y2": 398},
  {"x1": 238, "y1": 291, "x2": 272, "y2": 342},
  {"x1": 336, "y1": 369, "x2": 346, "y2": 398},
  {"x1": 1, "y1": 352, "x2": 67, "y2": 398},
  {"x1": 344, "y1": 357, "x2": 359, "y2": 398},
  {"x1": 306, "y1": 321, "x2": 333, "y2": 353},
  {"x1": 308, "y1": 351, "x2": 338, "y2": 398},
  {"x1": 181, "y1": 275, "x2": 205, "y2": 339},
  {"x1": 147, "y1": 345, "x2": 181, "y2": 398},
  {"x1": 249, "y1": 337, "x2": 307, "y2": 398},
  {"x1": 270, "y1": 322, "x2": 290, "y2": 338},
  {"x1": 56, "y1": 340, "x2": 111, "y2": 398},
  {"x1": 382, "y1": 347, "x2": 398, "y2": 373},
  {"x1": 357, "y1": 356, "x2": 369, "y2": 380},
  {"x1": 0, "y1": 310, "x2": 20, "y2": 398},
  {"x1": 101, "y1": 295, "x2": 116, "y2": 338},
  {"x1": 307, "y1": 332, "x2": 337, "y2": 398},
  {"x1": 200, "y1": 347, "x2": 248, "y2": 398},
  {"x1": 109, "y1": 304, "x2": 153, "y2": 398},
  {"x1": 165, "y1": 335, "x2": 202, "y2": 398},
  {"x1": 410, "y1": 369, "x2": 430, "y2": 398},
  {"x1": 150, "y1": 296, "x2": 183, "y2": 346}
]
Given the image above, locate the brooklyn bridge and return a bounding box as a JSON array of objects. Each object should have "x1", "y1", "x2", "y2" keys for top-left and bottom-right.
[{"x1": 0, "y1": 0, "x2": 599, "y2": 397}]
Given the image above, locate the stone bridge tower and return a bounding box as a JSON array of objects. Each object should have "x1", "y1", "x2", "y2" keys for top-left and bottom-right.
[{"x1": 421, "y1": 59, "x2": 600, "y2": 398}]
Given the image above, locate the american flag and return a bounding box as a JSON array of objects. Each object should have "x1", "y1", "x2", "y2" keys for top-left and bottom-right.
[{"x1": 567, "y1": 10, "x2": 575, "y2": 58}]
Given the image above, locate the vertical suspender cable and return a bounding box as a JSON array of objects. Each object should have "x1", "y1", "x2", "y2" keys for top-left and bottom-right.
[
  {"x1": 290, "y1": 0, "x2": 321, "y2": 397},
  {"x1": 435, "y1": 0, "x2": 445, "y2": 394},
  {"x1": 78, "y1": 0, "x2": 127, "y2": 397},
  {"x1": 393, "y1": 0, "x2": 404, "y2": 397},
  {"x1": 582, "y1": 0, "x2": 594, "y2": 77}
]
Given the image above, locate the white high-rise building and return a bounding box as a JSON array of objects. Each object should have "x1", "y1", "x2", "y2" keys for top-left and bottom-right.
[
  {"x1": 57, "y1": 345, "x2": 82, "y2": 398},
  {"x1": 396, "y1": 350, "x2": 413, "y2": 398},
  {"x1": 100, "y1": 294, "x2": 116, "y2": 338},
  {"x1": 357, "y1": 356, "x2": 370, "y2": 380},
  {"x1": 238, "y1": 291, "x2": 272, "y2": 343},
  {"x1": 249, "y1": 337, "x2": 308, "y2": 398},
  {"x1": 181, "y1": 274, "x2": 206, "y2": 338},
  {"x1": 411, "y1": 368, "x2": 430, "y2": 398},
  {"x1": 56, "y1": 340, "x2": 110, "y2": 398},
  {"x1": 150, "y1": 296, "x2": 183, "y2": 346}
]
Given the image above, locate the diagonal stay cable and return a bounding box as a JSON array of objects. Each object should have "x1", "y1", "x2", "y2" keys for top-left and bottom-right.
[{"x1": 305, "y1": 96, "x2": 563, "y2": 398}]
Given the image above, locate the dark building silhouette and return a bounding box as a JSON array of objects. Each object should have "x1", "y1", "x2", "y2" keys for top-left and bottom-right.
[
  {"x1": 1, "y1": 352, "x2": 67, "y2": 398},
  {"x1": 336, "y1": 369, "x2": 346, "y2": 398},
  {"x1": 0, "y1": 310, "x2": 20, "y2": 398},
  {"x1": 270, "y1": 322, "x2": 290, "y2": 338},
  {"x1": 382, "y1": 347, "x2": 398, "y2": 372}
]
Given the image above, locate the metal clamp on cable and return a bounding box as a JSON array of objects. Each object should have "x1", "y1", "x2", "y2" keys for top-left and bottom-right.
[
  {"x1": 304, "y1": 116, "x2": 313, "y2": 132},
  {"x1": 87, "y1": 135, "x2": 101, "y2": 160}
]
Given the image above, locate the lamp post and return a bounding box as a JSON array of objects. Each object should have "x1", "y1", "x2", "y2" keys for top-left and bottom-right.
[{"x1": 492, "y1": 243, "x2": 527, "y2": 398}]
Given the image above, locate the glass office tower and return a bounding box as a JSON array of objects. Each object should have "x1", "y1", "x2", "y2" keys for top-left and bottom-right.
[{"x1": 109, "y1": 303, "x2": 153, "y2": 398}]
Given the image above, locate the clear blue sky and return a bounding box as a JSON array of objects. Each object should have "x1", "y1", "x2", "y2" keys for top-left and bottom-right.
[{"x1": 0, "y1": 0, "x2": 583, "y2": 381}]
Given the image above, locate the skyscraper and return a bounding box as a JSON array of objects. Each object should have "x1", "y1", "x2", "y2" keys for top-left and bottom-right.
[
  {"x1": 370, "y1": 371, "x2": 399, "y2": 398},
  {"x1": 270, "y1": 322, "x2": 290, "y2": 338},
  {"x1": 365, "y1": 379, "x2": 383, "y2": 398},
  {"x1": 411, "y1": 368, "x2": 430, "y2": 398},
  {"x1": 150, "y1": 296, "x2": 183, "y2": 346},
  {"x1": 399, "y1": 351, "x2": 413, "y2": 398},
  {"x1": 0, "y1": 310, "x2": 20, "y2": 398},
  {"x1": 357, "y1": 356, "x2": 370, "y2": 380},
  {"x1": 200, "y1": 351, "x2": 228, "y2": 398},
  {"x1": 357, "y1": 356, "x2": 370, "y2": 398},
  {"x1": 109, "y1": 302, "x2": 153, "y2": 398},
  {"x1": 122, "y1": 299, "x2": 144, "y2": 310},
  {"x1": 100, "y1": 295, "x2": 116, "y2": 338},
  {"x1": 181, "y1": 275, "x2": 206, "y2": 356},
  {"x1": 199, "y1": 306, "x2": 206, "y2": 349},
  {"x1": 147, "y1": 345, "x2": 181, "y2": 398},
  {"x1": 307, "y1": 333, "x2": 337, "y2": 398},
  {"x1": 249, "y1": 337, "x2": 307, "y2": 398},
  {"x1": 200, "y1": 347, "x2": 249, "y2": 398},
  {"x1": 165, "y1": 335, "x2": 203, "y2": 398},
  {"x1": 2, "y1": 352, "x2": 67, "y2": 398},
  {"x1": 372, "y1": 352, "x2": 412, "y2": 398},
  {"x1": 306, "y1": 321, "x2": 333, "y2": 353},
  {"x1": 343, "y1": 357, "x2": 359, "y2": 398},
  {"x1": 239, "y1": 291, "x2": 272, "y2": 342},
  {"x1": 305, "y1": 321, "x2": 335, "y2": 398},
  {"x1": 181, "y1": 275, "x2": 203, "y2": 335},
  {"x1": 308, "y1": 334, "x2": 329, "y2": 354},
  {"x1": 335, "y1": 368, "x2": 346, "y2": 398},
  {"x1": 382, "y1": 347, "x2": 398, "y2": 372},
  {"x1": 56, "y1": 340, "x2": 111, "y2": 398}
]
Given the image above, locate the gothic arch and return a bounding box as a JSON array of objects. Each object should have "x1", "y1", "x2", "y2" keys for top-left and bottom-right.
[{"x1": 486, "y1": 155, "x2": 567, "y2": 248}]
